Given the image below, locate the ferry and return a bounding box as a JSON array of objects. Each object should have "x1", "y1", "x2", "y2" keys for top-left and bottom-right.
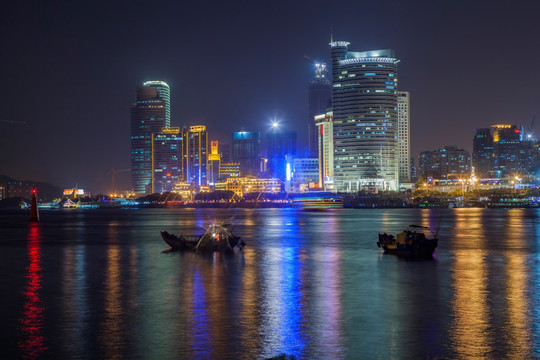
[{"x1": 291, "y1": 192, "x2": 343, "y2": 209}]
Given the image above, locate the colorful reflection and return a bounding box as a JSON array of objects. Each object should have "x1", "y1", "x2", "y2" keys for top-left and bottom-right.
[
  {"x1": 18, "y1": 222, "x2": 47, "y2": 359},
  {"x1": 450, "y1": 209, "x2": 492, "y2": 358}
]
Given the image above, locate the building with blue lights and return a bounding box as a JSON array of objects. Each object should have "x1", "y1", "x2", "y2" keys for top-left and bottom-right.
[
  {"x1": 330, "y1": 41, "x2": 399, "y2": 191},
  {"x1": 266, "y1": 130, "x2": 297, "y2": 180},
  {"x1": 130, "y1": 84, "x2": 168, "y2": 194},
  {"x1": 185, "y1": 125, "x2": 208, "y2": 187},
  {"x1": 419, "y1": 146, "x2": 471, "y2": 179},
  {"x1": 152, "y1": 127, "x2": 183, "y2": 193},
  {"x1": 143, "y1": 81, "x2": 171, "y2": 127},
  {"x1": 232, "y1": 131, "x2": 261, "y2": 177},
  {"x1": 472, "y1": 128, "x2": 493, "y2": 178}
]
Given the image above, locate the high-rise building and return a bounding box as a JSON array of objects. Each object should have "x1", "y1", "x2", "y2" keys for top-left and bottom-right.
[
  {"x1": 143, "y1": 81, "x2": 171, "y2": 127},
  {"x1": 266, "y1": 130, "x2": 297, "y2": 180},
  {"x1": 152, "y1": 127, "x2": 184, "y2": 193},
  {"x1": 207, "y1": 141, "x2": 221, "y2": 186},
  {"x1": 232, "y1": 131, "x2": 261, "y2": 177},
  {"x1": 330, "y1": 42, "x2": 399, "y2": 191},
  {"x1": 185, "y1": 125, "x2": 208, "y2": 187},
  {"x1": 308, "y1": 63, "x2": 332, "y2": 158},
  {"x1": 130, "y1": 84, "x2": 167, "y2": 194},
  {"x1": 397, "y1": 91, "x2": 410, "y2": 183},
  {"x1": 291, "y1": 158, "x2": 319, "y2": 193},
  {"x1": 420, "y1": 146, "x2": 471, "y2": 179},
  {"x1": 315, "y1": 111, "x2": 334, "y2": 190},
  {"x1": 472, "y1": 128, "x2": 493, "y2": 178},
  {"x1": 220, "y1": 143, "x2": 231, "y2": 163}
]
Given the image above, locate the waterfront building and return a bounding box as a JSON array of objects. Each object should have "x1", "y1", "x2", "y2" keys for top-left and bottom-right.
[
  {"x1": 397, "y1": 91, "x2": 410, "y2": 183},
  {"x1": 330, "y1": 41, "x2": 399, "y2": 191},
  {"x1": 152, "y1": 127, "x2": 183, "y2": 193},
  {"x1": 219, "y1": 162, "x2": 241, "y2": 178},
  {"x1": 220, "y1": 143, "x2": 231, "y2": 163},
  {"x1": 207, "y1": 141, "x2": 221, "y2": 186},
  {"x1": 214, "y1": 176, "x2": 281, "y2": 197},
  {"x1": 130, "y1": 84, "x2": 167, "y2": 194},
  {"x1": 291, "y1": 158, "x2": 319, "y2": 193},
  {"x1": 420, "y1": 146, "x2": 471, "y2": 179},
  {"x1": 266, "y1": 129, "x2": 297, "y2": 180},
  {"x1": 232, "y1": 131, "x2": 261, "y2": 177},
  {"x1": 418, "y1": 151, "x2": 433, "y2": 178},
  {"x1": 491, "y1": 124, "x2": 529, "y2": 178},
  {"x1": 315, "y1": 111, "x2": 334, "y2": 190},
  {"x1": 185, "y1": 125, "x2": 208, "y2": 187},
  {"x1": 472, "y1": 128, "x2": 493, "y2": 178},
  {"x1": 308, "y1": 62, "x2": 332, "y2": 158},
  {"x1": 143, "y1": 81, "x2": 171, "y2": 127}
]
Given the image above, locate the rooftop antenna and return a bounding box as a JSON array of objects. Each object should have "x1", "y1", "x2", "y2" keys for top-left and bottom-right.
[{"x1": 330, "y1": 26, "x2": 333, "y2": 43}]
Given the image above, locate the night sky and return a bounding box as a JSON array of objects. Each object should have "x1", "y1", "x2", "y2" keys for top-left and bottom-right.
[{"x1": 1, "y1": 0, "x2": 539, "y2": 194}]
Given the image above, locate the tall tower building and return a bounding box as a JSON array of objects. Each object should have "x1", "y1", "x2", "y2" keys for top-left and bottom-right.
[
  {"x1": 397, "y1": 91, "x2": 410, "y2": 183},
  {"x1": 207, "y1": 141, "x2": 221, "y2": 186},
  {"x1": 232, "y1": 131, "x2": 261, "y2": 177},
  {"x1": 330, "y1": 42, "x2": 399, "y2": 191},
  {"x1": 266, "y1": 129, "x2": 297, "y2": 180},
  {"x1": 152, "y1": 127, "x2": 184, "y2": 193},
  {"x1": 184, "y1": 125, "x2": 208, "y2": 187},
  {"x1": 308, "y1": 63, "x2": 332, "y2": 158},
  {"x1": 130, "y1": 84, "x2": 167, "y2": 194},
  {"x1": 472, "y1": 128, "x2": 493, "y2": 178},
  {"x1": 315, "y1": 111, "x2": 334, "y2": 190},
  {"x1": 143, "y1": 81, "x2": 171, "y2": 127}
]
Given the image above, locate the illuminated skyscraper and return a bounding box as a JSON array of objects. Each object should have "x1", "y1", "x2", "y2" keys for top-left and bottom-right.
[
  {"x1": 266, "y1": 129, "x2": 297, "y2": 180},
  {"x1": 207, "y1": 141, "x2": 221, "y2": 186},
  {"x1": 330, "y1": 41, "x2": 399, "y2": 191},
  {"x1": 232, "y1": 131, "x2": 261, "y2": 177},
  {"x1": 152, "y1": 127, "x2": 184, "y2": 193},
  {"x1": 308, "y1": 63, "x2": 331, "y2": 158},
  {"x1": 472, "y1": 128, "x2": 493, "y2": 178},
  {"x1": 185, "y1": 125, "x2": 208, "y2": 186},
  {"x1": 131, "y1": 85, "x2": 167, "y2": 194},
  {"x1": 315, "y1": 111, "x2": 334, "y2": 190},
  {"x1": 397, "y1": 91, "x2": 410, "y2": 182},
  {"x1": 143, "y1": 81, "x2": 171, "y2": 127}
]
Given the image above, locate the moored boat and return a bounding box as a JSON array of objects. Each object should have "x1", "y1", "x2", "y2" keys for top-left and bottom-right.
[
  {"x1": 377, "y1": 225, "x2": 438, "y2": 259},
  {"x1": 161, "y1": 223, "x2": 245, "y2": 255}
]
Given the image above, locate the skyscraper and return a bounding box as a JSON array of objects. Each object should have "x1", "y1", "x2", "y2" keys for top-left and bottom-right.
[
  {"x1": 330, "y1": 42, "x2": 399, "y2": 191},
  {"x1": 308, "y1": 63, "x2": 331, "y2": 158},
  {"x1": 232, "y1": 131, "x2": 261, "y2": 177},
  {"x1": 152, "y1": 127, "x2": 184, "y2": 193},
  {"x1": 143, "y1": 81, "x2": 171, "y2": 127},
  {"x1": 131, "y1": 84, "x2": 167, "y2": 194},
  {"x1": 472, "y1": 128, "x2": 493, "y2": 178},
  {"x1": 315, "y1": 111, "x2": 334, "y2": 190},
  {"x1": 397, "y1": 91, "x2": 410, "y2": 183},
  {"x1": 185, "y1": 125, "x2": 208, "y2": 187},
  {"x1": 266, "y1": 129, "x2": 297, "y2": 180},
  {"x1": 207, "y1": 141, "x2": 221, "y2": 186}
]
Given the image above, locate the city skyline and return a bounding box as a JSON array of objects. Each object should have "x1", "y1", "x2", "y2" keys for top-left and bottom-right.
[{"x1": 2, "y1": 1, "x2": 540, "y2": 193}]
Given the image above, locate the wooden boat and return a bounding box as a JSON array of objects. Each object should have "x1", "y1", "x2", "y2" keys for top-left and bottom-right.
[
  {"x1": 161, "y1": 223, "x2": 245, "y2": 255},
  {"x1": 377, "y1": 225, "x2": 438, "y2": 259}
]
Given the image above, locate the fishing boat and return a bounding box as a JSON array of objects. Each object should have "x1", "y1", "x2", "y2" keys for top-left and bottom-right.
[
  {"x1": 377, "y1": 225, "x2": 438, "y2": 259},
  {"x1": 161, "y1": 223, "x2": 245, "y2": 255}
]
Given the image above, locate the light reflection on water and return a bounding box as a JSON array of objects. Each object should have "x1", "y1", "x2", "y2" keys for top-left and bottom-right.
[{"x1": 2, "y1": 208, "x2": 540, "y2": 358}]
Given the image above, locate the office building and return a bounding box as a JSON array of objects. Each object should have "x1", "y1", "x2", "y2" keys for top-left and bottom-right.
[
  {"x1": 420, "y1": 146, "x2": 471, "y2": 179},
  {"x1": 207, "y1": 141, "x2": 221, "y2": 186},
  {"x1": 232, "y1": 131, "x2": 261, "y2": 177},
  {"x1": 130, "y1": 83, "x2": 167, "y2": 194},
  {"x1": 308, "y1": 63, "x2": 332, "y2": 158},
  {"x1": 472, "y1": 128, "x2": 493, "y2": 178},
  {"x1": 219, "y1": 163, "x2": 241, "y2": 179},
  {"x1": 266, "y1": 130, "x2": 297, "y2": 180},
  {"x1": 220, "y1": 143, "x2": 231, "y2": 163},
  {"x1": 330, "y1": 41, "x2": 399, "y2": 191},
  {"x1": 291, "y1": 158, "x2": 319, "y2": 193},
  {"x1": 185, "y1": 125, "x2": 208, "y2": 187},
  {"x1": 214, "y1": 176, "x2": 281, "y2": 197},
  {"x1": 397, "y1": 91, "x2": 410, "y2": 182},
  {"x1": 152, "y1": 127, "x2": 183, "y2": 193},
  {"x1": 143, "y1": 81, "x2": 171, "y2": 127},
  {"x1": 315, "y1": 111, "x2": 334, "y2": 190}
]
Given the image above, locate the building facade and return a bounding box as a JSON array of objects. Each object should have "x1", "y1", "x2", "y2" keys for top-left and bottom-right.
[
  {"x1": 330, "y1": 42, "x2": 399, "y2": 191},
  {"x1": 472, "y1": 128, "x2": 493, "y2": 178},
  {"x1": 308, "y1": 63, "x2": 332, "y2": 158},
  {"x1": 130, "y1": 84, "x2": 167, "y2": 194},
  {"x1": 207, "y1": 141, "x2": 221, "y2": 186},
  {"x1": 420, "y1": 146, "x2": 471, "y2": 179},
  {"x1": 185, "y1": 125, "x2": 208, "y2": 187},
  {"x1": 290, "y1": 158, "x2": 319, "y2": 193},
  {"x1": 214, "y1": 176, "x2": 281, "y2": 197},
  {"x1": 143, "y1": 81, "x2": 171, "y2": 127},
  {"x1": 266, "y1": 130, "x2": 297, "y2": 180},
  {"x1": 315, "y1": 111, "x2": 334, "y2": 190},
  {"x1": 397, "y1": 91, "x2": 410, "y2": 183},
  {"x1": 232, "y1": 131, "x2": 261, "y2": 177},
  {"x1": 152, "y1": 127, "x2": 184, "y2": 193}
]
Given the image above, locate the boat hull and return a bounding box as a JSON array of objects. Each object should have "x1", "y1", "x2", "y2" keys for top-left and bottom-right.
[
  {"x1": 161, "y1": 231, "x2": 245, "y2": 255},
  {"x1": 378, "y1": 232, "x2": 438, "y2": 259}
]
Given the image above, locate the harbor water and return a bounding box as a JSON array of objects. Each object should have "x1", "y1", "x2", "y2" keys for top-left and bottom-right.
[{"x1": 1, "y1": 208, "x2": 540, "y2": 359}]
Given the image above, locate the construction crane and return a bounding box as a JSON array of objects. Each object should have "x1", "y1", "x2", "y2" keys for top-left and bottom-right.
[{"x1": 106, "y1": 168, "x2": 131, "y2": 195}]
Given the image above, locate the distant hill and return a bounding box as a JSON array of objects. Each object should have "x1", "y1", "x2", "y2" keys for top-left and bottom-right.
[{"x1": 0, "y1": 174, "x2": 63, "y2": 202}]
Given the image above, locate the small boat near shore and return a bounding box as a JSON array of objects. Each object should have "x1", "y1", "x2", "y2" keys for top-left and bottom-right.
[
  {"x1": 161, "y1": 223, "x2": 245, "y2": 255},
  {"x1": 377, "y1": 225, "x2": 438, "y2": 259}
]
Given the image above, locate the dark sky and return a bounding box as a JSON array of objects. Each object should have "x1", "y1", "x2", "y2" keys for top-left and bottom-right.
[{"x1": 1, "y1": 0, "x2": 539, "y2": 194}]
